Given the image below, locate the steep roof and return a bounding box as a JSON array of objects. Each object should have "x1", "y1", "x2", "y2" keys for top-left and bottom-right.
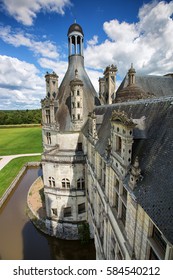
[
  {"x1": 117, "y1": 74, "x2": 173, "y2": 98},
  {"x1": 56, "y1": 56, "x2": 99, "y2": 131},
  {"x1": 82, "y1": 97, "x2": 173, "y2": 244}
]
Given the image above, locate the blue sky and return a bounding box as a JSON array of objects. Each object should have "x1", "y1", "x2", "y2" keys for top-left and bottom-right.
[{"x1": 0, "y1": 0, "x2": 173, "y2": 110}]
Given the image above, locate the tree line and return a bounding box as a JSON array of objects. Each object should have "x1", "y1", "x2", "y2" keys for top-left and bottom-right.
[{"x1": 0, "y1": 109, "x2": 42, "y2": 125}]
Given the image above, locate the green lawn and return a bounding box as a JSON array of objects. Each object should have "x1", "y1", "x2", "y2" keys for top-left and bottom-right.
[
  {"x1": 0, "y1": 127, "x2": 42, "y2": 155},
  {"x1": 0, "y1": 155, "x2": 41, "y2": 198}
]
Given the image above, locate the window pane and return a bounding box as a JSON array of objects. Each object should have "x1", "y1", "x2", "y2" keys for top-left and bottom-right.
[
  {"x1": 121, "y1": 203, "x2": 126, "y2": 226},
  {"x1": 64, "y1": 207, "x2": 71, "y2": 217},
  {"x1": 78, "y1": 203, "x2": 85, "y2": 214},
  {"x1": 152, "y1": 226, "x2": 167, "y2": 253}
]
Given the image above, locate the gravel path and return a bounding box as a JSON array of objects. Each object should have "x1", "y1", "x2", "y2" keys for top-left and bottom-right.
[{"x1": 0, "y1": 153, "x2": 41, "y2": 171}]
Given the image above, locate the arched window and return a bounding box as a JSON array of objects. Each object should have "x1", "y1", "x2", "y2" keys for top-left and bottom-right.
[
  {"x1": 77, "y1": 178, "x2": 85, "y2": 189},
  {"x1": 49, "y1": 176, "x2": 55, "y2": 187},
  {"x1": 62, "y1": 178, "x2": 70, "y2": 188}
]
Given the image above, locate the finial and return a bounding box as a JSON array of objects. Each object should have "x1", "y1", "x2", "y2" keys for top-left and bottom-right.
[{"x1": 128, "y1": 63, "x2": 136, "y2": 86}]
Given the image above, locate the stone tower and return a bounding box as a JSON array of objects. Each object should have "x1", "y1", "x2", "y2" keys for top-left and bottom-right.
[
  {"x1": 99, "y1": 64, "x2": 117, "y2": 104},
  {"x1": 41, "y1": 22, "x2": 99, "y2": 239}
]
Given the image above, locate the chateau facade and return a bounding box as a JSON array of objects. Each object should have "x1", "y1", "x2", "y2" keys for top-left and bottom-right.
[{"x1": 41, "y1": 23, "x2": 173, "y2": 260}]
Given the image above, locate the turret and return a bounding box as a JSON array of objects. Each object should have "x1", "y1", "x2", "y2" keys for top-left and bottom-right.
[
  {"x1": 45, "y1": 71, "x2": 59, "y2": 100},
  {"x1": 41, "y1": 71, "x2": 59, "y2": 126},
  {"x1": 70, "y1": 69, "x2": 84, "y2": 130},
  {"x1": 128, "y1": 63, "x2": 136, "y2": 86},
  {"x1": 99, "y1": 64, "x2": 117, "y2": 104}
]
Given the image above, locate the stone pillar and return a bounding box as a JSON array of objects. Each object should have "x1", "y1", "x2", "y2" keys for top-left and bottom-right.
[
  {"x1": 80, "y1": 37, "x2": 83, "y2": 56},
  {"x1": 75, "y1": 35, "x2": 77, "y2": 54}
]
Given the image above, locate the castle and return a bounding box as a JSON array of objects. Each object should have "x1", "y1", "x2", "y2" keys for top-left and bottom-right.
[{"x1": 41, "y1": 23, "x2": 173, "y2": 260}]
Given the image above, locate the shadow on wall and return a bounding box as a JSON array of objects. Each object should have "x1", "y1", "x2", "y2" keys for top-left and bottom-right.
[{"x1": 22, "y1": 220, "x2": 96, "y2": 260}]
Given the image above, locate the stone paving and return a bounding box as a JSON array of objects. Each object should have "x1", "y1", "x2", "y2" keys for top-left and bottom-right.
[{"x1": 27, "y1": 176, "x2": 46, "y2": 219}]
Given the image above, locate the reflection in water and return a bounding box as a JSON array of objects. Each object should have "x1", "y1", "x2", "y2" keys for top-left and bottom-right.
[{"x1": 0, "y1": 167, "x2": 96, "y2": 260}]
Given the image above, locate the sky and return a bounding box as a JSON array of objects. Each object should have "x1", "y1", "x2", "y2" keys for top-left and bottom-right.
[{"x1": 0, "y1": 0, "x2": 173, "y2": 110}]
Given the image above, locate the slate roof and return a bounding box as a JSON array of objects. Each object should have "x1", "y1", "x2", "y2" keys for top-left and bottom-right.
[
  {"x1": 56, "y1": 55, "x2": 100, "y2": 131},
  {"x1": 82, "y1": 97, "x2": 173, "y2": 244},
  {"x1": 117, "y1": 74, "x2": 173, "y2": 98}
]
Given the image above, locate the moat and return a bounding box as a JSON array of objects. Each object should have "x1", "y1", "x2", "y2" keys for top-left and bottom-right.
[{"x1": 0, "y1": 167, "x2": 96, "y2": 260}]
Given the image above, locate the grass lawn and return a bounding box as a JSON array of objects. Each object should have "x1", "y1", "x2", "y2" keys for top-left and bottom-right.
[
  {"x1": 0, "y1": 127, "x2": 42, "y2": 155},
  {"x1": 0, "y1": 155, "x2": 41, "y2": 198}
]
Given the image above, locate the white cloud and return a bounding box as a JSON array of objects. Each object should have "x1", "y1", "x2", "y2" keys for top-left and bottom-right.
[
  {"x1": 103, "y1": 19, "x2": 138, "y2": 42},
  {"x1": 0, "y1": 26, "x2": 59, "y2": 59},
  {"x1": 1, "y1": 0, "x2": 72, "y2": 26},
  {"x1": 38, "y1": 57, "x2": 68, "y2": 82},
  {"x1": 85, "y1": 1, "x2": 173, "y2": 78},
  {"x1": 87, "y1": 35, "x2": 98, "y2": 46},
  {"x1": 0, "y1": 55, "x2": 45, "y2": 109}
]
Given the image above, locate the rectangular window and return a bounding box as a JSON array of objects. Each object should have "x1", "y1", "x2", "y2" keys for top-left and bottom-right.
[
  {"x1": 46, "y1": 110, "x2": 50, "y2": 123},
  {"x1": 64, "y1": 207, "x2": 72, "y2": 217},
  {"x1": 152, "y1": 225, "x2": 167, "y2": 253},
  {"x1": 78, "y1": 203, "x2": 85, "y2": 214},
  {"x1": 52, "y1": 208, "x2": 57, "y2": 216},
  {"x1": 46, "y1": 132, "x2": 51, "y2": 144},
  {"x1": 114, "y1": 176, "x2": 119, "y2": 191},
  {"x1": 77, "y1": 102, "x2": 80, "y2": 108},
  {"x1": 77, "y1": 114, "x2": 80, "y2": 120},
  {"x1": 77, "y1": 90, "x2": 80, "y2": 96},
  {"x1": 113, "y1": 192, "x2": 119, "y2": 210},
  {"x1": 121, "y1": 203, "x2": 126, "y2": 226},
  {"x1": 116, "y1": 136, "x2": 121, "y2": 153},
  {"x1": 77, "y1": 142, "x2": 82, "y2": 151},
  {"x1": 122, "y1": 187, "x2": 127, "y2": 203}
]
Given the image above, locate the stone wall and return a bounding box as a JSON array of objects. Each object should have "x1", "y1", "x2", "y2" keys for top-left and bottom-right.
[{"x1": 0, "y1": 162, "x2": 40, "y2": 208}]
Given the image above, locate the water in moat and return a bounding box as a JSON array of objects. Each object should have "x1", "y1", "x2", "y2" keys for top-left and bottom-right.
[{"x1": 0, "y1": 167, "x2": 96, "y2": 260}]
